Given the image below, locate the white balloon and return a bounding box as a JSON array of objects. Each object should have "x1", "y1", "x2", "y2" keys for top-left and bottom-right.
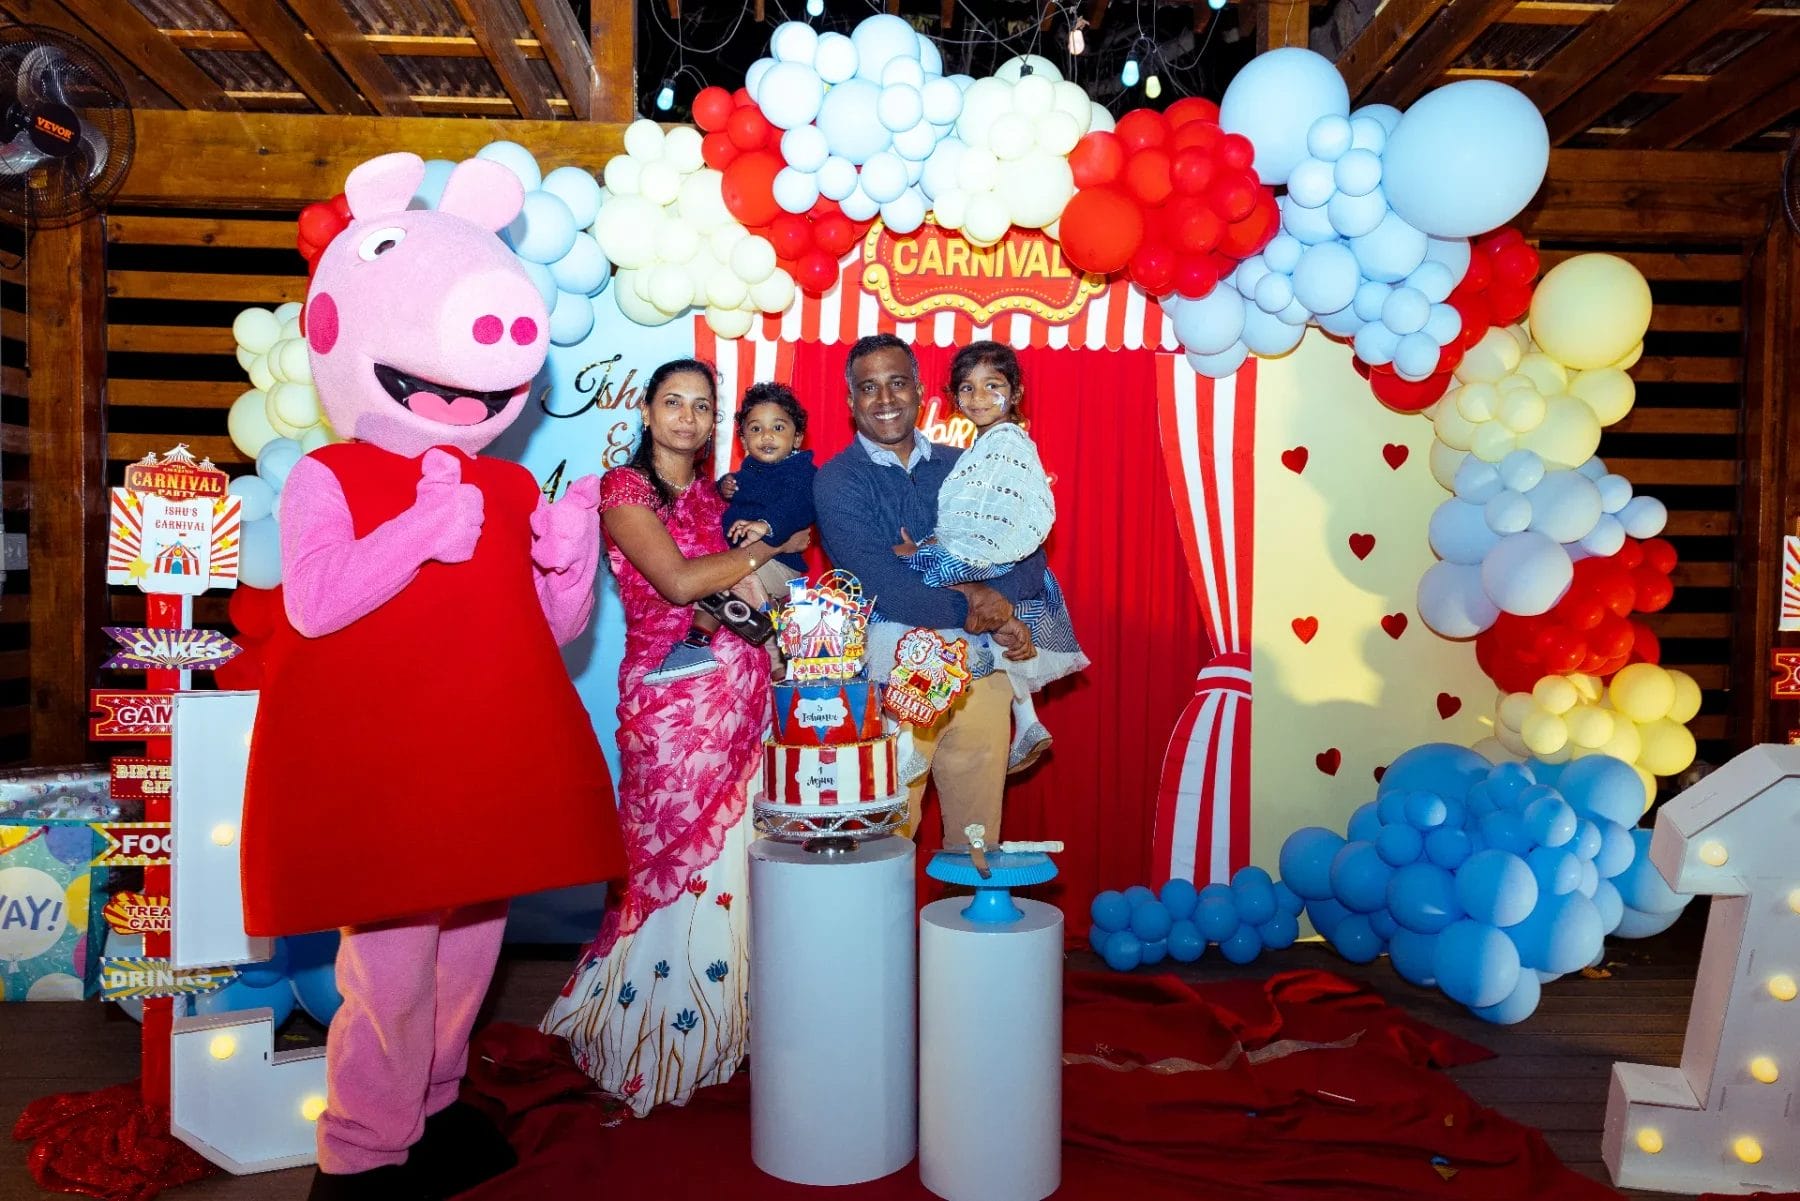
[
  {"x1": 989, "y1": 111, "x2": 1036, "y2": 160},
  {"x1": 272, "y1": 301, "x2": 303, "y2": 325},
  {"x1": 233, "y1": 308, "x2": 281, "y2": 354},
  {"x1": 759, "y1": 61, "x2": 827, "y2": 130},
  {"x1": 228, "y1": 389, "x2": 280, "y2": 459},
  {"x1": 1088, "y1": 103, "x2": 1115, "y2": 133},
  {"x1": 706, "y1": 267, "x2": 749, "y2": 310},
  {"x1": 270, "y1": 380, "x2": 321, "y2": 429},
  {"x1": 994, "y1": 54, "x2": 1060, "y2": 83},
  {"x1": 540, "y1": 166, "x2": 603, "y2": 228},
  {"x1": 814, "y1": 32, "x2": 858, "y2": 84},
  {"x1": 276, "y1": 338, "x2": 312, "y2": 383},
  {"x1": 770, "y1": 20, "x2": 820, "y2": 64},
  {"x1": 602, "y1": 154, "x2": 642, "y2": 197},
  {"x1": 592, "y1": 193, "x2": 660, "y2": 267},
  {"x1": 963, "y1": 191, "x2": 1010, "y2": 245},
  {"x1": 1037, "y1": 109, "x2": 1082, "y2": 157},
  {"x1": 749, "y1": 269, "x2": 797, "y2": 314},
  {"x1": 614, "y1": 274, "x2": 679, "y2": 326},
  {"x1": 647, "y1": 265, "x2": 695, "y2": 315},
  {"x1": 621, "y1": 120, "x2": 666, "y2": 163},
  {"x1": 1012, "y1": 73, "x2": 1055, "y2": 117},
  {"x1": 661, "y1": 127, "x2": 705, "y2": 174},
  {"x1": 705, "y1": 306, "x2": 755, "y2": 339},
  {"x1": 1219, "y1": 47, "x2": 1351, "y2": 185},
  {"x1": 956, "y1": 78, "x2": 1014, "y2": 148},
  {"x1": 1004, "y1": 154, "x2": 1073, "y2": 229},
  {"x1": 639, "y1": 161, "x2": 681, "y2": 207},
  {"x1": 654, "y1": 219, "x2": 700, "y2": 264},
  {"x1": 730, "y1": 235, "x2": 777, "y2": 285},
  {"x1": 773, "y1": 166, "x2": 821, "y2": 215},
  {"x1": 958, "y1": 146, "x2": 1000, "y2": 194},
  {"x1": 816, "y1": 79, "x2": 891, "y2": 164},
  {"x1": 932, "y1": 187, "x2": 969, "y2": 230},
  {"x1": 920, "y1": 139, "x2": 966, "y2": 199},
  {"x1": 782, "y1": 125, "x2": 831, "y2": 173},
  {"x1": 676, "y1": 171, "x2": 732, "y2": 231}
]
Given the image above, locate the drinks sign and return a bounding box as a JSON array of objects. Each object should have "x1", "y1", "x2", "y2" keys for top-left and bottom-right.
[{"x1": 861, "y1": 221, "x2": 1106, "y2": 326}]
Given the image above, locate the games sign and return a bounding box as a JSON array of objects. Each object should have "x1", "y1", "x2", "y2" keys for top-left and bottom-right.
[{"x1": 861, "y1": 221, "x2": 1106, "y2": 326}]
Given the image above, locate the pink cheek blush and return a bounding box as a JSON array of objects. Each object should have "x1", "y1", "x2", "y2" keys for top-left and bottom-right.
[
  {"x1": 472, "y1": 315, "x2": 504, "y2": 345},
  {"x1": 307, "y1": 292, "x2": 339, "y2": 354},
  {"x1": 510, "y1": 317, "x2": 538, "y2": 345}
]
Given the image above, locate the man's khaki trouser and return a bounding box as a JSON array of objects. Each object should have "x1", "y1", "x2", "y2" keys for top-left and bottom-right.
[{"x1": 903, "y1": 671, "x2": 1011, "y2": 846}]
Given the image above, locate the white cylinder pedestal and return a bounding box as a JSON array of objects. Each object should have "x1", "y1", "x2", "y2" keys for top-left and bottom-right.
[
  {"x1": 919, "y1": 896, "x2": 1064, "y2": 1201},
  {"x1": 749, "y1": 835, "x2": 917, "y2": 1185}
]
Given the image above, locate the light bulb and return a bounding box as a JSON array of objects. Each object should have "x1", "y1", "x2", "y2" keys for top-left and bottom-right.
[
  {"x1": 1770, "y1": 973, "x2": 1798, "y2": 1001},
  {"x1": 1750, "y1": 1056, "x2": 1779, "y2": 1084},
  {"x1": 1634, "y1": 1128, "x2": 1662, "y2": 1154},
  {"x1": 807, "y1": 0, "x2": 823, "y2": 15},
  {"x1": 211, "y1": 823, "x2": 236, "y2": 846},
  {"x1": 656, "y1": 81, "x2": 674, "y2": 112},
  {"x1": 1787, "y1": 886, "x2": 1800, "y2": 914},
  {"x1": 1208, "y1": 0, "x2": 1227, "y2": 8},
  {"x1": 1121, "y1": 58, "x2": 1140, "y2": 88},
  {"x1": 1145, "y1": 74, "x2": 1162, "y2": 100},
  {"x1": 301, "y1": 1095, "x2": 328, "y2": 1122},
  {"x1": 1699, "y1": 840, "x2": 1727, "y2": 866},
  {"x1": 208, "y1": 1033, "x2": 237, "y2": 1060},
  {"x1": 1069, "y1": 29, "x2": 1085, "y2": 55},
  {"x1": 1734, "y1": 1135, "x2": 1763, "y2": 1165}
]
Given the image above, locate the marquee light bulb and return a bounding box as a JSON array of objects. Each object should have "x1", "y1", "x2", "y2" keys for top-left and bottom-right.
[
  {"x1": 1788, "y1": 886, "x2": 1800, "y2": 914},
  {"x1": 1069, "y1": 29, "x2": 1085, "y2": 55},
  {"x1": 1208, "y1": 0, "x2": 1227, "y2": 8},
  {"x1": 1699, "y1": 840, "x2": 1727, "y2": 866},
  {"x1": 1749, "y1": 1056, "x2": 1779, "y2": 1084},
  {"x1": 211, "y1": 823, "x2": 236, "y2": 847},
  {"x1": 1734, "y1": 1135, "x2": 1763, "y2": 1165},
  {"x1": 1121, "y1": 58, "x2": 1140, "y2": 88},
  {"x1": 1770, "y1": 973, "x2": 1797, "y2": 1002},
  {"x1": 1145, "y1": 74, "x2": 1162, "y2": 100},
  {"x1": 1634, "y1": 1128, "x2": 1662, "y2": 1154},
  {"x1": 807, "y1": 0, "x2": 823, "y2": 15},
  {"x1": 301, "y1": 1095, "x2": 328, "y2": 1122},
  {"x1": 656, "y1": 80, "x2": 675, "y2": 112},
  {"x1": 209, "y1": 1033, "x2": 237, "y2": 1061}
]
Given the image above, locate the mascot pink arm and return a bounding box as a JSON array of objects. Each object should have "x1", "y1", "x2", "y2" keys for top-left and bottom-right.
[{"x1": 277, "y1": 153, "x2": 600, "y2": 643}]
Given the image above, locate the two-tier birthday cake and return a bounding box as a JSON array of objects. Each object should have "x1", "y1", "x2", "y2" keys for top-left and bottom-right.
[{"x1": 754, "y1": 571, "x2": 908, "y2": 843}]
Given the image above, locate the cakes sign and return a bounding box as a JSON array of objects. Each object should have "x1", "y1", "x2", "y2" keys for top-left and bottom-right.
[{"x1": 862, "y1": 222, "x2": 1106, "y2": 327}]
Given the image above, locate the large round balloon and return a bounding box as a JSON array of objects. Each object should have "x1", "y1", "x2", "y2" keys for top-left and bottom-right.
[
  {"x1": 1380, "y1": 81, "x2": 1549, "y2": 238},
  {"x1": 1528, "y1": 254, "x2": 1653, "y2": 370},
  {"x1": 1218, "y1": 48, "x2": 1350, "y2": 186}
]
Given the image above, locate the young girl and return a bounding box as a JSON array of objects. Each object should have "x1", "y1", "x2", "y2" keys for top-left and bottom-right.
[
  {"x1": 647, "y1": 382, "x2": 815, "y2": 684},
  {"x1": 896, "y1": 343, "x2": 1086, "y2": 772}
]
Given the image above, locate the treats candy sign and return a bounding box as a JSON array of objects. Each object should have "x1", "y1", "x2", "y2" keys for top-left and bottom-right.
[{"x1": 862, "y1": 221, "x2": 1106, "y2": 326}]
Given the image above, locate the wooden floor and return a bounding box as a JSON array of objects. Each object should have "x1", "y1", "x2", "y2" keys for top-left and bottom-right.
[{"x1": 1, "y1": 915, "x2": 1711, "y2": 1201}]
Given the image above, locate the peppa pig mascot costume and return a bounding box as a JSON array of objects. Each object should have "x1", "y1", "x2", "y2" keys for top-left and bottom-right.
[{"x1": 240, "y1": 152, "x2": 625, "y2": 1201}]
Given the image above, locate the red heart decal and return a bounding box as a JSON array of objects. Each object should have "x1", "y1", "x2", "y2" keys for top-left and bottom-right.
[
  {"x1": 1382, "y1": 443, "x2": 1409, "y2": 470},
  {"x1": 1349, "y1": 533, "x2": 1376, "y2": 560},
  {"x1": 1372, "y1": 765, "x2": 1388, "y2": 783},
  {"x1": 1315, "y1": 748, "x2": 1341, "y2": 776},
  {"x1": 1437, "y1": 692, "x2": 1462, "y2": 719},
  {"x1": 1380, "y1": 612, "x2": 1408, "y2": 640},
  {"x1": 1291, "y1": 616, "x2": 1319, "y2": 644},
  {"x1": 1281, "y1": 447, "x2": 1308, "y2": 474}
]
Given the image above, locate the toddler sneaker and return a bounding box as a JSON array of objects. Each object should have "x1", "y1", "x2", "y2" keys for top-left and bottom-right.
[
  {"x1": 1007, "y1": 722, "x2": 1051, "y2": 775},
  {"x1": 646, "y1": 639, "x2": 719, "y2": 685}
]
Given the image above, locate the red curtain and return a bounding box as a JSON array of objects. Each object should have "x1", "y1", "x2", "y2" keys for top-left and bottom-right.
[{"x1": 783, "y1": 341, "x2": 1210, "y2": 925}]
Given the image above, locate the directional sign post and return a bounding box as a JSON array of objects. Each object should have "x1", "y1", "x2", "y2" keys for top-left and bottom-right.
[{"x1": 102, "y1": 627, "x2": 241, "y2": 673}]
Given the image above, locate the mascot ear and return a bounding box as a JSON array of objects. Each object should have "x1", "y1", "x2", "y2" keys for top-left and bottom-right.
[
  {"x1": 437, "y1": 158, "x2": 526, "y2": 233},
  {"x1": 345, "y1": 152, "x2": 427, "y2": 220}
]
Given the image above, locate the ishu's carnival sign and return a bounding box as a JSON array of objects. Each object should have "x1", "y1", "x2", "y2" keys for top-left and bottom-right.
[{"x1": 861, "y1": 222, "x2": 1106, "y2": 326}]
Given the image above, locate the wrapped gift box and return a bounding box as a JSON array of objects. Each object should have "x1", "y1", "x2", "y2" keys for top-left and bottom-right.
[
  {"x1": 0, "y1": 765, "x2": 118, "y2": 821},
  {"x1": 0, "y1": 819, "x2": 105, "y2": 1000}
]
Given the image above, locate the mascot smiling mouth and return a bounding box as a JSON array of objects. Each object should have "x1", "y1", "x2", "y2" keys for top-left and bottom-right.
[{"x1": 375, "y1": 362, "x2": 524, "y2": 426}]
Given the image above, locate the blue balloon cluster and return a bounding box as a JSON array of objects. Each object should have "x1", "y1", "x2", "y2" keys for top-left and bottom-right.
[
  {"x1": 111, "y1": 930, "x2": 343, "y2": 1028},
  {"x1": 418, "y1": 142, "x2": 612, "y2": 347},
  {"x1": 1420, "y1": 451, "x2": 1669, "y2": 637},
  {"x1": 1279, "y1": 743, "x2": 1690, "y2": 1022},
  {"x1": 1089, "y1": 866, "x2": 1304, "y2": 971}
]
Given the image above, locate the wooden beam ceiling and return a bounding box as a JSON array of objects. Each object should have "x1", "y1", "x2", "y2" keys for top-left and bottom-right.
[
  {"x1": 1542, "y1": 0, "x2": 1763, "y2": 144},
  {"x1": 1692, "y1": 71, "x2": 1800, "y2": 149},
  {"x1": 1617, "y1": 20, "x2": 1800, "y2": 148},
  {"x1": 1514, "y1": 147, "x2": 1781, "y2": 240},
  {"x1": 1336, "y1": 0, "x2": 1440, "y2": 98},
  {"x1": 216, "y1": 0, "x2": 371, "y2": 116},
  {"x1": 284, "y1": 0, "x2": 423, "y2": 117},
  {"x1": 52, "y1": 0, "x2": 238, "y2": 110},
  {"x1": 452, "y1": 0, "x2": 556, "y2": 120},
  {"x1": 520, "y1": 0, "x2": 598, "y2": 121},
  {"x1": 1360, "y1": 0, "x2": 1519, "y2": 109},
  {"x1": 0, "y1": 0, "x2": 176, "y2": 109},
  {"x1": 1517, "y1": 0, "x2": 1686, "y2": 114},
  {"x1": 1259, "y1": 0, "x2": 1311, "y2": 52},
  {"x1": 591, "y1": 0, "x2": 637, "y2": 124}
]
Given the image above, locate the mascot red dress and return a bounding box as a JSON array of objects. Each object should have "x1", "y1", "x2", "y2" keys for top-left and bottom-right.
[{"x1": 240, "y1": 152, "x2": 625, "y2": 1201}]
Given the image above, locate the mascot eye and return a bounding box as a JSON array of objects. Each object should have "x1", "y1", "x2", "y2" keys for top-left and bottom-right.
[{"x1": 357, "y1": 227, "x2": 406, "y2": 261}]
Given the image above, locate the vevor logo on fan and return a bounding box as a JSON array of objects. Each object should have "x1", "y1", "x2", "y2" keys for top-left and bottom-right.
[{"x1": 32, "y1": 114, "x2": 73, "y2": 145}]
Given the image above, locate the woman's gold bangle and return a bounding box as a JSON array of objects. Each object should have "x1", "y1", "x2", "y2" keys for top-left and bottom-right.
[{"x1": 748, "y1": 551, "x2": 759, "y2": 571}]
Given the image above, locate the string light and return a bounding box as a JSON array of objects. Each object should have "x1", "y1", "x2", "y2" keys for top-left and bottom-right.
[
  {"x1": 807, "y1": 0, "x2": 823, "y2": 15},
  {"x1": 1121, "y1": 57, "x2": 1140, "y2": 88},
  {"x1": 1145, "y1": 73, "x2": 1162, "y2": 99},
  {"x1": 1208, "y1": 0, "x2": 1227, "y2": 8},
  {"x1": 656, "y1": 78, "x2": 675, "y2": 111}
]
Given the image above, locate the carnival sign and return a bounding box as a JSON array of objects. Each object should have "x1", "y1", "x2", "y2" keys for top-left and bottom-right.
[
  {"x1": 106, "y1": 446, "x2": 242, "y2": 596},
  {"x1": 861, "y1": 221, "x2": 1107, "y2": 326}
]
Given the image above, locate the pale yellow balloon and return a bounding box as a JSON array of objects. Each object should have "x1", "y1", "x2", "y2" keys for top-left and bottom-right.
[
  {"x1": 228, "y1": 388, "x2": 280, "y2": 459},
  {"x1": 270, "y1": 381, "x2": 322, "y2": 430},
  {"x1": 1496, "y1": 388, "x2": 1547, "y2": 433},
  {"x1": 1569, "y1": 672, "x2": 1606, "y2": 704},
  {"x1": 298, "y1": 425, "x2": 333, "y2": 453},
  {"x1": 1610, "y1": 341, "x2": 1644, "y2": 372},
  {"x1": 1456, "y1": 381, "x2": 1500, "y2": 423},
  {"x1": 1539, "y1": 739, "x2": 1574, "y2": 764},
  {"x1": 1429, "y1": 441, "x2": 1466, "y2": 492},
  {"x1": 64, "y1": 873, "x2": 89, "y2": 932},
  {"x1": 1493, "y1": 722, "x2": 1531, "y2": 758},
  {"x1": 232, "y1": 307, "x2": 281, "y2": 355},
  {"x1": 1516, "y1": 395, "x2": 1602, "y2": 468},
  {"x1": 248, "y1": 353, "x2": 277, "y2": 393},
  {"x1": 1500, "y1": 691, "x2": 1540, "y2": 729},
  {"x1": 1521, "y1": 711, "x2": 1569, "y2": 755},
  {"x1": 1469, "y1": 421, "x2": 1517, "y2": 462},
  {"x1": 1569, "y1": 367, "x2": 1635, "y2": 427},
  {"x1": 1631, "y1": 764, "x2": 1657, "y2": 811},
  {"x1": 1529, "y1": 254, "x2": 1653, "y2": 370},
  {"x1": 264, "y1": 389, "x2": 308, "y2": 440},
  {"x1": 1667, "y1": 670, "x2": 1703, "y2": 724},
  {"x1": 1433, "y1": 401, "x2": 1478, "y2": 452},
  {"x1": 1457, "y1": 325, "x2": 1524, "y2": 383},
  {"x1": 1611, "y1": 662, "x2": 1676, "y2": 723},
  {"x1": 1598, "y1": 712, "x2": 1643, "y2": 765},
  {"x1": 1532, "y1": 676, "x2": 1579, "y2": 715},
  {"x1": 1565, "y1": 705, "x2": 1616, "y2": 749},
  {"x1": 1516, "y1": 352, "x2": 1569, "y2": 397},
  {"x1": 1637, "y1": 717, "x2": 1697, "y2": 777},
  {"x1": 704, "y1": 306, "x2": 754, "y2": 339}
]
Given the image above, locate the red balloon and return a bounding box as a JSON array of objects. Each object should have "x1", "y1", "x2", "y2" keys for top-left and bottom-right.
[
  {"x1": 1169, "y1": 147, "x2": 1217, "y2": 197},
  {"x1": 1124, "y1": 149, "x2": 1173, "y2": 207},
  {"x1": 1173, "y1": 255, "x2": 1221, "y2": 300},
  {"x1": 1128, "y1": 241, "x2": 1177, "y2": 296},
  {"x1": 1461, "y1": 253, "x2": 1493, "y2": 293},
  {"x1": 1217, "y1": 133, "x2": 1255, "y2": 173},
  {"x1": 298, "y1": 203, "x2": 344, "y2": 249},
  {"x1": 1171, "y1": 121, "x2": 1222, "y2": 154},
  {"x1": 1216, "y1": 194, "x2": 1277, "y2": 258},
  {"x1": 795, "y1": 250, "x2": 840, "y2": 296},
  {"x1": 813, "y1": 213, "x2": 858, "y2": 257},
  {"x1": 732, "y1": 87, "x2": 753, "y2": 107},
  {"x1": 1172, "y1": 203, "x2": 1223, "y2": 255},
  {"x1": 727, "y1": 106, "x2": 772, "y2": 152},
  {"x1": 1164, "y1": 97, "x2": 1221, "y2": 129},
  {"x1": 1642, "y1": 537, "x2": 1678, "y2": 575},
  {"x1": 1494, "y1": 242, "x2": 1539, "y2": 283},
  {"x1": 693, "y1": 86, "x2": 736, "y2": 132},
  {"x1": 1487, "y1": 281, "x2": 1532, "y2": 326},
  {"x1": 721, "y1": 151, "x2": 784, "y2": 227},
  {"x1": 1114, "y1": 109, "x2": 1171, "y2": 152},
  {"x1": 701, "y1": 131, "x2": 737, "y2": 170},
  {"x1": 1068, "y1": 131, "x2": 1126, "y2": 188},
  {"x1": 1206, "y1": 171, "x2": 1258, "y2": 223},
  {"x1": 327, "y1": 192, "x2": 351, "y2": 220},
  {"x1": 769, "y1": 214, "x2": 813, "y2": 261},
  {"x1": 1371, "y1": 369, "x2": 1451, "y2": 413},
  {"x1": 1058, "y1": 185, "x2": 1145, "y2": 275}
]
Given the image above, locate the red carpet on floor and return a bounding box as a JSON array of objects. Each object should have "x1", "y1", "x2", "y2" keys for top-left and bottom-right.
[{"x1": 460, "y1": 969, "x2": 1619, "y2": 1201}]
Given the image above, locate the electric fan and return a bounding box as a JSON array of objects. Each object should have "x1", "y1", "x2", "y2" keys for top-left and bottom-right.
[{"x1": 0, "y1": 25, "x2": 134, "y2": 227}]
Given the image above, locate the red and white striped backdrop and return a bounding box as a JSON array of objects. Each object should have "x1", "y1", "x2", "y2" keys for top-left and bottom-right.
[{"x1": 1151, "y1": 355, "x2": 1258, "y2": 886}]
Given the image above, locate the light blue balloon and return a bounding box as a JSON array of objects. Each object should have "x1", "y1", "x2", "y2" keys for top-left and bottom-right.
[
  {"x1": 1576, "y1": 455, "x2": 1610, "y2": 480},
  {"x1": 1167, "y1": 919, "x2": 1206, "y2": 963},
  {"x1": 1259, "y1": 912, "x2": 1300, "y2": 949},
  {"x1": 1123, "y1": 884, "x2": 1158, "y2": 909},
  {"x1": 1139, "y1": 937, "x2": 1169, "y2": 966},
  {"x1": 1279, "y1": 296, "x2": 1315, "y2": 327},
  {"x1": 1559, "y1": 756, "x2": 1644, "y2": 826},
  {"x1": 1479, "y1": 810, "x2": 1534, "y2": 858},
  {"x1": 287, "y1": 931, "x2": 343, "y2": 1025},
  {"x1": 1349, "y1": 113, "x2": 1391, "y2": 153},
  {"x1": 1610, "y1": 829, "x2": 1687, "y2": 915},
  {"x1": 1307, "y1": 114, "x2": 1354, "y2": 161},
  {"x1": 411, "y1": 158, "x2": 457, "y2": 210},
  {"x1": 1333, "y1": 147, "x2": 1383, "y2": 197},
  {"x1": 1307, "y1": 897, "x2": 1351, "y2": 939},
  {"x1": 1102, "y1": 930, "x2": 1143, "y2": 972},
  {"x1": 1170, "y1": 286, "x2": 1248, "y2": 357},
  {"x1": 1456, "y1": 849, "x2": 1538, "y2": 927},
  {"x1": 1347, "y1": 801, "x2": 1384, "y2": 843},
  {"x1": 1435, "y1": 919, "x2": 1521, "y2": 1009},
  {"x1": 1423, "y1": 234, "x2": 1472, "y2": 285},
  {"x1": 256, "y1": 437, "x2": 303, "y2": 491},
  {"x1": 548, "y1": 290, "x2": 597, "y2": 346},
  {"x1": 1405, "y1": 261, "x2": 1457, "y2": 304},
  {"x1": 1330, "y1": 913, "x2": 1384, "y2": 963},
  {"x1": 1594, "y1": 473, "x2": 1633, "y2": 513},
  {"x1": 1498, "y1": 449, "x2": 1545, "y2": 492},
  {"x1": 1417, "y1": 560, "x2": 1500, "y2": 637},
  {"x1": 1454, "y1": 457, "x2": 1504, "y2": 503},
  {"x1": 1370, "y1": 909, "x2": 1399, "y2": 942},
  {"x1": 1280, "y1": 193, "x2": 1340, "y2": 245},
  {"x1": 540, "y1": 165, "x2": 603, "y2": 229},
  {"x1": 1387, "y1": 927, "x2": 1438, "y2": 987},
  {"x1": 1186, "y1": 340, "x2": 1250, "y2": 379},
  {"x1": 1571, "y1": 818, "x2": 1603, "y2": 862},
  {"x1": 1526, "y1": 471, "x2": 1603, "y2": 543},
  {"x1": 1618, "y1": 495, "x2": 1668, "y2": 539},
  {"x1": 1423, "y1": 302, "x2": 1463, "y2": 346},
  {"x1": 227, "y1": 473, "x2": 277, "y2": 523},
  {"x1": 1379, "y1": 743, "x2": 1491, "y2": 801},
  {"x1": 1388, "y1": 862, "x2": 1462, "y2": 934},
  {"x1": 1487, "y1": 761, "x2": 1537, "y2": 802},
  {"x1": 1591, "y1": 878, "x2": 1625, "y2": 934},
  {"x1": 1282, "y1": 828, "x2": 1348, "y2": 900},
  {"x1": 1513, "y1": 782, "x2": 1561, "y2": 813},
  {"x1": 1482, "y1": 531, "x2": 1572, "y2": 617},
  {"x1": 1376, "y1": 788, "x2": 1411, "y2": 825},
  {"x1": 1196, "y1": 891, "x2": 1240, "y2": 943},
  {"x1": 1231, "y1": 866, "x2": 1278, "y2": 926},
  {"x1": 816, "y1": 78, "x2": 890, "y2": 165},
  {"x1": 1483, "y1": 489, "x2": 1531, "y2": 535},
  {"x1": 1527, "y1": 845, "x2": 1582, "y2": 896},
  {"x1": 237, "y1": 517, "x2": 282, "y2": 590},
  {"x1": 1253, "y1": 270, "x2": 1295, "y2": 314},
  {"x1": 1351, "y1": 210, "x2": 1428, "y2": 282},
  {"x1": 1392, "y1": 331, "x2": 1442, "y2": 380},
  {"x1": 1509, "y1": 890, "x2": 1604, "y2": 975},
  {"x1": 1331, "y1": 841, "x2": 1395, "y2": 913},
  {"x1": 1241, "y1": 303, "x2": 1307, "y2": 357},
  {"x1": 1354, "y1": 321, "x2": 1399, "y2": 366},
  {"x1": 1218, "y1": 46, "x2": 1351, "y2": 186},
  {"x1": 1091, "y1": 890, "x2": 1131, "y2": 932},
  {"x1": 1470, "y1": 965, "x2": 1540, "y2": 1024},
  {"x1": 1287, "y1": 157, "x2": 1337, "y2": 208},
  {"x1": 1405, "y1": 792, "x2": 1450, "y2": 830},
  {"x1": 1523, "y1": 796, "x2": 1578, "y2": 847},
  {"x1": 235, "y1": 939, "x2": 290, "y2": 988},
  {"x1": 1316, "y1": 302, "x2": 1365, "y2": 337},
  {"x1": 1263, "y1": 234, "x2": 1304, "y2": 274},
  {"x1": 548, "y1": 233, "x2": 612, "y2": 297},
  {"x1": 1614, "y1": 904, "x2": 1684, "y2": 939},
  {"x1": 505, "y1": 191, "x2": 578, "y2": 265},
  {"x1": 1272, "y1": 883, "x2": 1304, "y2": 919},
  {"x1": 192, "y1": 973, "x2": 296, "y2": 1029},
  {"x1": 1380, "y1": 80, "x2": 1549, "y2": 238},
  {"x1": 1354, "y1": 102, "x2": 1404, "y2": 134},
  {"x1": 1220, "y1": 923, "x2": 1265, "y2": 965},
  {"x1": 1130, "y1": 899, "x2": 1173, "y2": 943},
  {"x1": 1352, "y1": 280, "x2": 1392, "y2": 323},
  {"x1": 1593, "y1": 820, "x2": 1637, "y2": 880},
  {"x1": 1381, "y1": 286, "x2": 1430, "y2": 336},
  {"x1": 1329, "y1": 180, "x2": 1390, "y2": 237},
  {"x1": 1578, "y1": 859, "x2": 1600, "y2": 897},
  {"x1": 1377, "y1": 823, "x2": 1425, "y2": 867},
  {"x1": 520, "y1": 258, "x2": 559, "y2": 310},
  {"x1": 476, "y1": 140, "x2": 543, "y2": 192},
  {"x1": 1291, "y1": 240, "x2": 1360, "y2": 315},
  {"x1": 1159, "y1": 878, "x2": 1199, "y2": 921},
  {"x1": 1088, "y1": 923, "x2": 1108, "y2": 954}
]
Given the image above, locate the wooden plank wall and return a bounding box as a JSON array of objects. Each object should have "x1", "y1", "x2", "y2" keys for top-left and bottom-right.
[{"x1": 0, "y1": 224, "x2": 27, "y2": 763}]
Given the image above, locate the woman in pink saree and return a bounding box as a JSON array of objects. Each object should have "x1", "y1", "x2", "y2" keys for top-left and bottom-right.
[{"x1": 542, "y1": 359, "x2": 804, "y2": 1114}]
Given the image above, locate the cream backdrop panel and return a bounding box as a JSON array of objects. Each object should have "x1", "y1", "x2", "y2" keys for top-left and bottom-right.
[{"x1": 1249, "y1": 334, "x2": 1496, "y2": 866}]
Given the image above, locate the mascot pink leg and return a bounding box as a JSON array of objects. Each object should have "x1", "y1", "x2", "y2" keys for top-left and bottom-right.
[{"x1": 239, "y1": 153, "x2": 625, "y2": 1201}]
